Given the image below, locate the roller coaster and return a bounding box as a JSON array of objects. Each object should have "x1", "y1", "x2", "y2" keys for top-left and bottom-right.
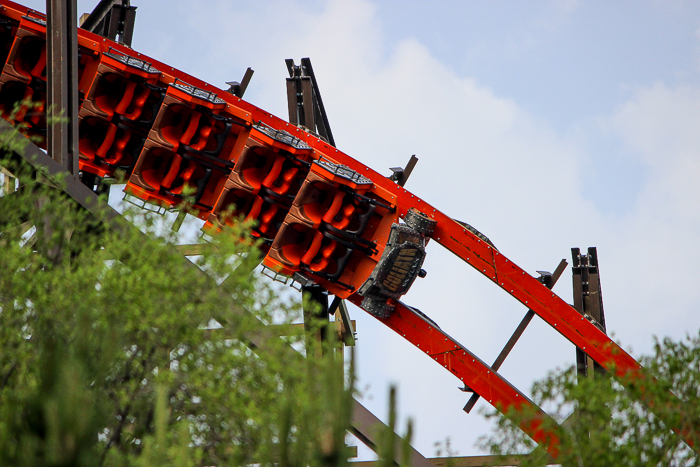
[{"x1": 0, "y1": 1, "x2": 690, "y2": 462}]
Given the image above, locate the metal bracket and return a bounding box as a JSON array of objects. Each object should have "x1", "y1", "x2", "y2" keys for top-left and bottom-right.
[
  {"x1": 572, "y1": 247, "x2": 607, "y2": 379},
  {"x1": 226, "y1": 67, "x2": 254, "y2": 98},
  {"x1": 389, "y1": 154, "x2": 418, "y2": 187}
]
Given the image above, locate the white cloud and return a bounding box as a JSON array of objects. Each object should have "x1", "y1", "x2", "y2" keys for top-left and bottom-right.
[{"x1": 599, "y1": 83, "x2": 700, "y2": 344}]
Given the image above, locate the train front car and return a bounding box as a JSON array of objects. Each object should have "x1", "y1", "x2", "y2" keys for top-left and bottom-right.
[{"x1": 262, "y1": 157, "x2": 404, "y2": 302}]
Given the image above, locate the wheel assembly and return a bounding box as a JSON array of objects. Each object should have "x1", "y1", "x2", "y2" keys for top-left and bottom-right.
[
  {"x1": 404, "y1": 207, "x2": 437, "y2": 236},
  {"x1": 453, "y1": 219, "x2": 497, "y2": 250},
  {"x1": 361, "y1": 295, "x2": 394, "y2": 319}
]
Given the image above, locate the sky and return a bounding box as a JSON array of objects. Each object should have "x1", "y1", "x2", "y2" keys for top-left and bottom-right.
[{"x1": 20, "y1": 0, "x2": 700, "y2": 460}]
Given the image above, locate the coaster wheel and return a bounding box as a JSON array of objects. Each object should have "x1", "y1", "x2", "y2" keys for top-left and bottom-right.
[
  {"x1": 361, "y1": 295, "x2": 394, "y2": 319},
  {"x1": 453, "y1": 219, "x2": 497, "y2": 250},
  {"x1": 404, "y1": 207, "x2": 437, "y2": 236}
]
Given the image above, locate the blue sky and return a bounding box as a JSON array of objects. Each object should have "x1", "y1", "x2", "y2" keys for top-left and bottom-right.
[
  {"x1": 371, "y1": 1, "x2": 700, "y2": 217},
  {"x1": 373, "y1": 1, "x2": 700, "y2": 219},
  {"x1": 21, "y1": 0, "x2": 700, "y2": 460},
  {"x1": 383, "y1": 2, "x2": 700, "y2": 123}
]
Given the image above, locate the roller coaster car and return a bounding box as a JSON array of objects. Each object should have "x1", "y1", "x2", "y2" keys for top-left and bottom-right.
[
  {"x1": 0, "y1": 13, "x2": 47, "y2": 137},
  {"x1": 358, "y1": 208, "x2": 435, "y2": 318},
  {"x1": 78, "y1": 50, "x2": 164, "y2": 177},
  {"x1": 204, "y1": 125, "x2": 314, "y2": 247},
  {"x1": 262, "y1": 159, "x2": 401, "y2": 299},
  {"x1": 126, "y1": 81, "x2": 245, "y2": 217}
]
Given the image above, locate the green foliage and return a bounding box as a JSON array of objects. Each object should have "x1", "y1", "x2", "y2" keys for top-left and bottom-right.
[
  {"x1": 377, "y1": 386, "x2": 414, "y2": 467},
  {"x1": 479, "y1": 334, "x2": 700, "y2": 466},
  {"x1": 0, "y1": 153, "x2": 355, "y2": 466}
]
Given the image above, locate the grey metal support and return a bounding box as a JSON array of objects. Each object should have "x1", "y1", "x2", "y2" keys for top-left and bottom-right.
[
  {"x1": 300, "y1": 58, "x2": 334, "y2": 146},
  {"x1": 285, "y1": 58, "x2": 336, "y2": 146},
  {"x1": 572, "y1": 247, "x2": 607, "y2": 379},
  {"x1": 302, "y1": 285, "x2": 330, "y2": 357},
  {"x1": 301, "y1": 77, "x2": 315, "y2": 130},
  {"x1": 463, "y1": 259, "x2": 568, "y2": 413},
  {"x1": 285, "y1": 74, "x2": 298, "y2": 125},
  {"x1": 329, "y1": 296, "x2": 356, "y2": 346},
  {"x1": 80, "y1": 0, "x2": 136, "y2": 46},
  {"x1": 286, "y1": 73, "x2": 314, "y2": 129},
  {"x1": 46, "y1": 0, "x2": 79, "y2": 176},
  {"x1": 120, "y1": 5, "x2": 136, "y2": 46}
]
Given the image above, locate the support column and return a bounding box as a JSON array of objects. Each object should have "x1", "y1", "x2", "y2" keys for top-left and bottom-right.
[
  {"x1": 302, "y1": 285, "x2": 329, "y2": 357},
  {"x1": 285, "y1": 58, "x2": 335, "y2": 146},
  {"x1": 572, "y1": 247, "x2": 607, "y2": 379},
  {"x1": 46, "y1": 0, "x2": 79, "y2": 176}
]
